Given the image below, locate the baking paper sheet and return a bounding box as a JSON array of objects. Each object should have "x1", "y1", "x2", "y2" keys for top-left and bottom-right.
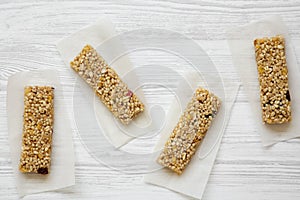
[
  {"x1": 7, "y1": 70, "x2": 75, "y2": 196},
  {"x1": 227, "y1": 15, "x2": 300, "y2": 146},
  {"x1": 57, "y1": 17, "x2": 150, "y2": 148},
  {"x1": 144, "y1": 72, "x2": 240, "y2": 200}
]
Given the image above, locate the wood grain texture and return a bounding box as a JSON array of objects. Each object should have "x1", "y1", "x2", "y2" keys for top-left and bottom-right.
[{"x1": 1, "y1": 0, "x2": 300, "y2": 199}]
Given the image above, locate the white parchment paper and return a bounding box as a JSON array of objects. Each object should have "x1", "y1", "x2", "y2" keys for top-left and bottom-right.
[
  {"x1": 57, "y1": 17, "x2": 150, "y2": 148},
  {"x1": 144, "y1": 72, "x2": 239, "y2": 200},
  {"x1": 7, "y1": 70, "x2": 75, "y2": 197},
  {"x1": 227, "y1": 16, "x2": 300, "y2": 146}
]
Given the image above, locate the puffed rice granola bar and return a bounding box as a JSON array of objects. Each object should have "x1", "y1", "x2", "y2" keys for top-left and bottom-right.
[
  {"x1": 70, "y1": 45, "x2": 144, "y2": 125},
  {"x1": 19, "y1": 86, "x2": 54, "y2": 175},
  {"x1": 158, "y1": 87, "x2": 221, "y2": 174},
  {"x1": 254, "y1": 35, "x2": 291, "y2": 124}
]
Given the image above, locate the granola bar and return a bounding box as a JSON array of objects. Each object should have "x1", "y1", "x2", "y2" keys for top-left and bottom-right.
[
  {"x1": 70, "y1": 45, "x2": 144, "y2": 125},
  {"x1": 254, "y1": 35, "x2": 291, "y2": 124},
  {"x1": 157, "y1": 87, "x2": 221, "y2": 174},
  {"x1": 19, "y1": 86, "x2": 54, "y2": 175}
]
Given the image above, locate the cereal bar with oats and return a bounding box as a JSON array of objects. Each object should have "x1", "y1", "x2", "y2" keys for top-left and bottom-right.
[
  {"x1": 254, "y1": 35, "x2": 291, "y2": 124},
  {"x1": 157, "y1": 87, "x2": 221, "y2": 175},
  {"x1": 19, "y1": 86, "x2": 54, "y2": 175},
  {"x1": 70, "y1": 45, "x2": 144, "y2": 125}
]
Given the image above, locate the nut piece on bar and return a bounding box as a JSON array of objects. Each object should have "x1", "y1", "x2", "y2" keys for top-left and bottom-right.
[
  {"x1": 19, "y1": 86, "x2": 54, "y2": 175},
  {"x1": 157, "y1": 87, "x2": 221, "y2": 174},
  {"x1": 70, "y1": 45, "x2": 144, "y2": 125},
  {"x1": 254, "y1": 35, "x2": 291, "y2": 124}
]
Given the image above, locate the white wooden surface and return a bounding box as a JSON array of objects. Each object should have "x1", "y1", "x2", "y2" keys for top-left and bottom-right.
[{"x1": 1, "y1": 1, "x2": 300, "y2": 199}]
